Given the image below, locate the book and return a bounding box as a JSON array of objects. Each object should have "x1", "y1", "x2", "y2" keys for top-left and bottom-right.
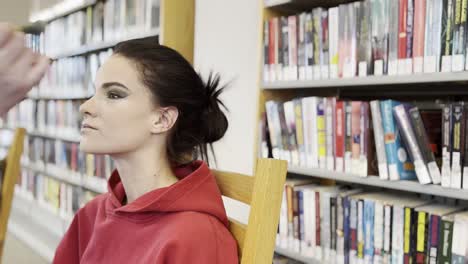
[
  {"x1": 371, "y1": 100, "x2": 389, "y2": 180},
  {"x1": 413, "y1": 0, "x2": 426, "y2": 73},
  {"x1": 450, "y1": 102, "x2": 465, "y2": 189},
  {"x1": 356, "y1": 0, "x2": 373, "y2": 77},
  {"x1": 408, "y1": 106, "x2": 442, "y2": 184},
  {"x1": 441, "y1": 104, "x2": 453, "y2": 187},
  {"x1": 441, "y1": 0, "x2": 455, "y2": 72},
  {"x1": 394, "y1": 104, "x2": 432, "y2": 184}
]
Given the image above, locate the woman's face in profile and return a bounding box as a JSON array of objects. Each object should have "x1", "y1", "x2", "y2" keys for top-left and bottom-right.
[{"x1": 79, "y1": 55, "x2": 158, "y2": 155}]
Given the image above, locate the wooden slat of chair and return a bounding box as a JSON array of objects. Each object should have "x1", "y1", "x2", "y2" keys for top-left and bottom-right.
[
  {"x1": 0, "y1": 128, "x2": 25, "y2": 261},
  {"x1": 212, "y1": 158, "x2": 288, "y2": 264}
]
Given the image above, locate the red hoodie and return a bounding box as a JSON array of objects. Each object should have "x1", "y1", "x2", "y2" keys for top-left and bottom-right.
[{"x1": 53, "y1": 160, "x2": 238, "y2": 264}]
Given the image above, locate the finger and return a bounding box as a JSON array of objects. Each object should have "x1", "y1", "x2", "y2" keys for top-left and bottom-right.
[
  {"x1": 0, "y1": 31, "x2": 26, "y2": 70},
  {"x1": 0, "y1": 23, "x2": 14, "y2": 48},
  {"x1": 26, "y1": 54, "x2": 50, "y2": 87},
  {"x1": 9, "y1": 48, "x2": 35, "y2": 74}
]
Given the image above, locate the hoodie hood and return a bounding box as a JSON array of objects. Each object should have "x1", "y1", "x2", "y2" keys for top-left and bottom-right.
[{"x1": 105, "y1": 160, "x2": 229, "y2": 227}]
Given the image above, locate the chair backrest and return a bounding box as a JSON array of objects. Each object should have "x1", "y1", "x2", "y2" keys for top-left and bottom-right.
[
  {"x1": 212, "y1": 158, "x2": 287, "y2": 264},
  {"x1": 0, "y1": 128, "x2": 25, "y2": 260}
]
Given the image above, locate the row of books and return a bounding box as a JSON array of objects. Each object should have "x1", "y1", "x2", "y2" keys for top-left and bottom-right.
[
  {"x1": 22, "y1": 135, "x2": 114, "y2": 184},
  {"x1": 28, "y1": 49, "x2": 112, "y2": 98},
  {"x1": 277, "y1": 179, "x2": 468, "y2": 264},
  {"x1": 6, "y1": 99, "x2": 83, "y2": 139},
  {"x1": 263, "y1": 0, "x2": 468, "y2": 82},
  {"x1": 25, "y1": 33, "x2": 44, "y2": 54},
  {"x1": 263, "y1": 97, "x2": 468, "y2": 189},
  {"x1": 17, "y1": 168, "x2": 98, "y2": 220},
  {"x1": 44, "y1": 0, "x2": 160, "y2": 56}
]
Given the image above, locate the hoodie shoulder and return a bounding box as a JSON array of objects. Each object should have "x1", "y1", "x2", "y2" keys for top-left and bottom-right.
[{"x1": 158, "y1": 211, "x2": 238, "y2": 263}]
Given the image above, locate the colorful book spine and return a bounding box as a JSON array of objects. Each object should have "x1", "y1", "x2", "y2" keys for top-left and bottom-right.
[
  {"x1": 441, "y1": 104, "x2": 453, "y2": 187},
  {"x1": 326, "y1": 97, "x2": 336, "y2": 171},
  {"x1": 416, "y1": 211, "x2": 428, "y2": 263},
  {"x1": 371, "y1": 100, "x2": 389, "y2": 180},
  {"x1": 437, "y1": 215, "x2": 454, "y2": 264},
  {"x1": 351, "y1": 102, "x2": 362, "y2": 176},
  {"x1": 441, "y1": 0, "x2": 455, "y2": 72},
  {"x1": 350, "y1": 198, "x2": 358, "y2": 264},
  {"x1": 321, "y1": 10, "x2": 330, "y2": 79},
  {"x1": 364, "y1": 199, "x2": 375, "y2": 264},
  {"x1": 305, "y1": 13, "x2": 314, "y2": 80},
  {"x1": 428, "y1": 215, "x2": 440, "y2": 264},
  {"x1": 318, "y1": 99, "x2": 327, "y2": 169},
  {"x1": 336, "y1": 101, "x2": 345, "y2": 172},
  {"x1": 312, "y1": 8, "x2": 323, "y2": 80},
  {"x1": 451, "y1": 103, "x2": 464, "y2": 189},
  {"x1": 294, "y1": 99, "x2": 306, "y2": 167},
  {"x1": 398, "y1": 0, "x2": 409, "y2": 75},
  {"x1": 413, "y1": 0, "x2": 426, "y2": 73},
  {"x1": 329, "y1": 7, "x2": 340, "y2": 79},
  {"x1": 288, "y1": 15, "x2": 298, "y2": 80},
  {"x1": 406, "y1": 0, "x2": 415, "y2": 74},
  {"x1": 345, "y1": 101, "x2": 353, "y2": 173}
]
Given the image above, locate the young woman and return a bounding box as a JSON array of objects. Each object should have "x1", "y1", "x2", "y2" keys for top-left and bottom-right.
[{"x1": 52, "y1": 37, "x2": 238, "y2": 263}]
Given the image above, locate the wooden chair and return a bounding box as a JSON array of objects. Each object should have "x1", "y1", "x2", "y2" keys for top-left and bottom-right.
[
  {"x1": 0, "y1": 128, "x2": 25, "y2": 260},
  {"x1": 212, "y1": 158, "x2": 288, "y2": 264}
]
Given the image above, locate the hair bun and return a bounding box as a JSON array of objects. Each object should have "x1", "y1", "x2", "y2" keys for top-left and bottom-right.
[{"x1": 201, "y1": 72, "x2": 229, "y2": 144}]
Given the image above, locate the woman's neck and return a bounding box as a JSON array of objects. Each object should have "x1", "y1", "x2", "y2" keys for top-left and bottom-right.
[{"x1": 111, "y1": 145, "x2": 179, "y2": 204}]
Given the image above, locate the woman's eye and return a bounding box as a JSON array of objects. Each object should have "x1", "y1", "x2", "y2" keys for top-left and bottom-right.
[{"x1": 107, "y1": 92, "x2": 123, "y2": 99}]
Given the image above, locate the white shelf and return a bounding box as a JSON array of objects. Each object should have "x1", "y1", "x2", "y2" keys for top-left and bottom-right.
[
  {"x1": 263, "y1": 72, "x2": 468, "y2": 89},
  {"x1": 1, "y1": 125, "x2": 80, "y2": 143},
  {"x1": 22, "y1": 163, "x2": 107, "y2": 194},
  {"x1": 27, "y1": 93, "x2": 92, "y2": 100},
  {"x1": 50, "y1": 28, "x2": 160, "y2": 59},
  {"x1": 8, "y1": 190, "x2": 68, "y2": 263},
  {"x1": 275, "y1": 247, "x2": 319, "y2": 264},
  {"x1": 29, "y1": 0, "x2": 97, "y2": 23},
  {"x1": 288, "y1": 166, "x2": 468, "y2": 200}
]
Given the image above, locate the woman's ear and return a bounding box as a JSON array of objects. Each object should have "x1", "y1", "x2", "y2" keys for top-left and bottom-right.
[{"x1": 150, "y1": 106, "x2": 179, "y2": 134}]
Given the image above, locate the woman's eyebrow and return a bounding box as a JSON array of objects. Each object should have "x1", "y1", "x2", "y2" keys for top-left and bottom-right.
[{"x1": 101, "y1": 82, "x2": 130, "y2": 91}]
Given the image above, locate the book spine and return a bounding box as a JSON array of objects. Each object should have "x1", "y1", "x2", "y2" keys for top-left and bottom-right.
[
  {"x1": 344, "y1": 197, "x2": 352, "y2": 264},
  {"x1": 424, "y1": 0, "x2": 436, "y2": 72},
  {"x1": 318, "y1": 98, "x2": 327, "y2": 169},
  {"x1": 463, "y1": 105, "x2": 468, "y2": 189},
  {"x1": 394, "y1": 104, "x2": 432, "y2": 184},
  {"x1": 348, "y1": 3, "x2": 358, "y2": 78},
  {"x1": 305, "y1": 13, "x2": 314, "y2": 80},
  {"x1": 279, "y1": 187, "x2": 288, "y2": 248},
  {"x1": 428, "y1": 215, "x2": 440, "y2": 264},
  {"x1": 329, "y1": 7, "x2": 340, "y2": 79},
  {"x1": 364, "y1": 199, "x2": 375, "y2": 264},
  {"x1": 337, "y1": 196, "x2": 345, "y2": 264},
  {"x1": 392, "y1": 206, "x2": 405, "y2": 264},
  {"x1": 442, "y1": 104, "x2": 453, "y2": 187},
  {"x1": 374, "y1": 201, "x2": 384, "y2": 264},
  {"x1": 450, "y1": 215, "x2": 468, "y2": 263},
  {"x1": 298, "y1": 13, "x2": 307, "y2": 80},
  {"x1": 352, "y1": 101, "x2": 362, "y2": 175},
  {"x1": 416, "y1": 211, "x2": 427, "y2": 263},
  {"x1": 284, "y1": 101, "x2": 298, "y2": 165},
  {"x1": 441, "y1": 0, "x2": 455, "y2": 72},
  {"x1": 331, "y1": 196, "x2": 338, "y2": 261},
  {"x1": 451, "y1": 102, "x2": 464, "y2": 188},
  {"x1": 437, "y1": 217, "x2": 454, "y2": 264},
  {"x1": 302, "y1": 189, "x2": 310, "y2": 253},
  {"x1": 398, "y1": 0, "x2": 409, "y2": 75},
  {"x1": 404, "y1": 207, "x2": 413, "y2": 264},
  {"x1": 452, "y1": 0, "x2": 465, "y2": 71},
  {"x1": 281, "y1": 17, "x2": 289, "y2": 81},
  {"x1": 413, "y1": 0, "x2": 426, "y2": 73},
  {"x1": 360, "y1": 102, "x2": 370, "y2": 177},
  {"x1": 406, "y1": 0, "x2": 415, "y2": 74},
  {"x1": 371, "y1": 100, "x2": 389, "y2": 180},
  {"x1": 310, "y1": 97, "x2": 319, "y2": 168},
  {"x1": 381, "y1": 100, "x2": 401, "y2": 180},
  {"x1": 298, "y1": 190, "x2": 305, "y2": 252},
  {"x1": 408, "y1": 107, "x2": 442, "y2": 184},
  {"x1": 389, "y1": 0, "x2": 400, "y2": 75},
  {"x1": 338, "y1": 5, "x2": 346, "y2": 78},
  {"x1": 312, "y1": 8, "x2": 323, "y2": 80},
  {"x1": 350, "y1": 198, "x2": 358, "y2": 264},
  {"x1": 463, "y1": 0, "x2": 468, "y2": 71},
  {"x1": 315, "y1": 191, "x2": 322, "y2": 259},
  {"x1": 276, "y1": 17, "x2": 283, "y2": 81},
  {"x1": 357, "y1": 199, "x2": 365, "y2": 262},
  {"x1": 336, "y1": 101, "x2": 345, "y2": 172},
  {"x1": 278, "y1": 103, "x2": 292, "y2": 165},
  {"x1": 383, "y1": 204, "x2": 393, "y2": 264},
  {"x1": 264, "y1": 20, "x2": 270, "y2": 82},
  {"x1": 294, "y1": 99, "x2": 306, "y2": 167},
  {"x1": 293, "y1": 188, "x2": 300, "y2": 252},
  {"x1": 288, "y1": 15, "x2": 298, "y2": 80},
  {"x1": 345, "y1": 101, "x2": 353, "y2": 173},
  {"x1": 326, "y1": 97, "x2": 336, "y2": 171},
  {"x1": 321, "y1": 9, "x2": 330, "y2": 79},
  {"x1": 286, "y1": 185, "x2": 294, "y2": 248}
]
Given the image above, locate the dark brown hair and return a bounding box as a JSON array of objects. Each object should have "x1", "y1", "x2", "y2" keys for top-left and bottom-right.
[{"x1": 114, "y1": 37, "x2": 228, "y2": 165}]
